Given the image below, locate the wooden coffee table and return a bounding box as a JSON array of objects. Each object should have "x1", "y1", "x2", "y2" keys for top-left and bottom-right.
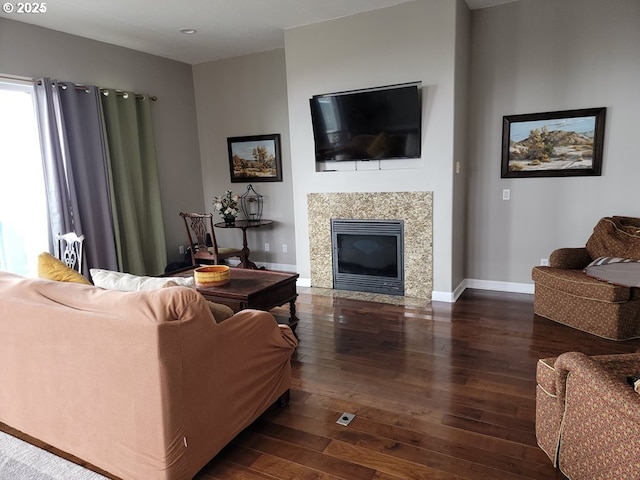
[{"x1": 175, "y1": 267, "x2": 299, "y2": 331}]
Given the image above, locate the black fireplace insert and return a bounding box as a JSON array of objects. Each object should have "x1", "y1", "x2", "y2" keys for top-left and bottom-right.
[{"x1": 331, "y1": 219, "x2": 404, "y2": 295}]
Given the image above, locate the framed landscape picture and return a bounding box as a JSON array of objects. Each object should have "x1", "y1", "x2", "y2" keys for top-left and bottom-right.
[
  {"x1": 501, "y1": 107, "x2": 606, "y2": 178},
  {"x1": 227, "y1": 134, "x2": 282, "y2": 183}
]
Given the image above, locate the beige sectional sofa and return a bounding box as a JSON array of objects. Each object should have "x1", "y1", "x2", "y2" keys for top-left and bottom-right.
[{"x1": 0, "y1": 271, "x2": 297, "y2": 480}]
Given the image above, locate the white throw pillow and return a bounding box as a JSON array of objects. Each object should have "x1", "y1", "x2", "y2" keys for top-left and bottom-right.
[{"x1": 90, "y1": 268, "x2": 195, "y2": 291}]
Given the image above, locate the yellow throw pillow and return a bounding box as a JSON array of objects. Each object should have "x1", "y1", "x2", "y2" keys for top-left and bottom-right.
[{"x1": 38, "y1": 252, "x2": 92, "y2": 285}]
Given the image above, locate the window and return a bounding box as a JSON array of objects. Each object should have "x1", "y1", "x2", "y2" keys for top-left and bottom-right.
[{"x1": 0, "y1": 80, "x2": 48, "y2": 276}]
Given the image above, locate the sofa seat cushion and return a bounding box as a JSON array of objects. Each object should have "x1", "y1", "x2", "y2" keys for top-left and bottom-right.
[
  {"x1": 207, "y1": 301, "x2": 234, "y2": 323},
  {"x1": 532, "y1": 266, "x2": 630, "y2": 303},
  {"x1": 162, "y1": 281, "x2": 233, "y2": 322}
]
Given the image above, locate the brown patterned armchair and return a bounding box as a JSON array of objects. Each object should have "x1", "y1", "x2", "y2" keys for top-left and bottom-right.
[
  {"x1": 536, "y1": 352, "x2": 640, "y2": 479},
  {"x1": 531, "y1": 216, "x2": 640, "y2": 340}
]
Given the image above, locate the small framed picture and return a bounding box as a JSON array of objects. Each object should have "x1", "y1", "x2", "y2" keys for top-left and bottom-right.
[
  {"x1": 227, "y1": 134, "x2": 282, "y2": 183},
  {"x1": 501, "y1": 107, "x2": 606, "y2": 178}
]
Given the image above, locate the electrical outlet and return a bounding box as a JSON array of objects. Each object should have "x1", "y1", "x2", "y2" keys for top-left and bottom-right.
[
  {"x1": 540, "y1": 258, "x2": 549, "y2": 266},
  {"x1": 264, "y1": 243, "x2": 270, "y2": 252},
  {"x1": 282, "y1": 244, "x2": 288, "y2": 253},
  {"x1": 178, "y1": 245, "x2": 184, "y2": 255},
  {"x1": 502, "y1": 189, "x2": 511, "y2": 200},
  {"x1": 336, "y1": 412, "x2": 355, "y2": 426}
]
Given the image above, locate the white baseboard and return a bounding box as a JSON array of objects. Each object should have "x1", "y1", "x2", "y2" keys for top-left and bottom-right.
[
  {"x1": 432, "y1": 279, "x2": 534, "y2": 303},
  {"x1": 245, "y1": 261, "x2": 310, "y2": 288},
  {"x1": 464, "y1": 278, "x2": 534, "y2": 295},
  {"x1": 431, "y1": 290, "x2": 457, "y2": 303},
  {"x1": 244, "y1": 262, "x2": 310, "y2": 287},
  {"x1": 252, "y1": 261, "x2": 297, "y2": 273},
  {"x1": 280, "y1": 272, "x2": 533, "y2": 303}
]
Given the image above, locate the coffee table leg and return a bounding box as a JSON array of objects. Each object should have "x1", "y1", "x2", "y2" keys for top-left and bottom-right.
[{"x1": 289, "y1": 299, "x2": 298, "y2": 332}]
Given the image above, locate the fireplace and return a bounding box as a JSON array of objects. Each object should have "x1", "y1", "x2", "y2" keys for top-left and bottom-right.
[
  {"x1": 307, "y1": 192, "x2": 432, "y2": 300},
  {"x1": 331, "y1": 219, "x2": 404, "y2": 295}
]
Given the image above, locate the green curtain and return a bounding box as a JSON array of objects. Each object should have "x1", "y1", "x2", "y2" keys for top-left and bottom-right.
[{"x1": 100, "y1": 90, "x2": 167, "y2": 275}]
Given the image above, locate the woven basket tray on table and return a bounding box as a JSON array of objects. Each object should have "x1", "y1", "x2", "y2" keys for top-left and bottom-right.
[{"x1": 194, "y1": 265, "x2": 230, "y2": 287}]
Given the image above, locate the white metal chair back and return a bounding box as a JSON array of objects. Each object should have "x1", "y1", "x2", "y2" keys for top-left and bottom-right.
[{"x1": 56, "y1": 232, "x2": 85, "y2": 274}]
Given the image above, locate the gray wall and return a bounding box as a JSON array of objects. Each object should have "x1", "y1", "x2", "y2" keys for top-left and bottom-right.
[
  {"x1": 0, "y1": 17, "x2": 203, "y2": 269},
  {"x1": 284, "y1": 0, "x2": 462, "y2": 295},
  {"x1": 5, "y1": 0, "x2": 639, "y2": 295},
  {"x1": 192, "y1": 49, "x2": 296, "y2": 269},
  {"x1": 466, "y1": 0, "x2": 640, "y2": 286},
  {"x1": 453, "y1": 0, "x2": 471, "y2": 292}
]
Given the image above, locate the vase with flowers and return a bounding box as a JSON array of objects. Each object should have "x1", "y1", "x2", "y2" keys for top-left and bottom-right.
[{"x1": 213, "y1": 190, "x2": 239, "y2": 226}]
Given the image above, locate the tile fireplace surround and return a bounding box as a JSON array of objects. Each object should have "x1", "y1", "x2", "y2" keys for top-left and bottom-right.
[{"x1": 307, "y1": 192, "x2": 433, "y2": 300}]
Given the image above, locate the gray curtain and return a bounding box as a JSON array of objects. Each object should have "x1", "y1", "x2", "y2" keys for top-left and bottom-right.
[
  {"x1": 101, "y1": 90, "x2": 167, "y2": 276},
  {"x1": 34, "y1": 79, "x2": 118, "y2": 272},
  {"x1": 56, "y1": 82, "x2": 118, "y2": 272},
  {"x1": 34, "y1": 78, "x2": 72, "y2": 254}
]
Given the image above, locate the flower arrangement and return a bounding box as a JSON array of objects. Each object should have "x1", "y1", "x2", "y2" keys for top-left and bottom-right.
[{"x1": 213, "y1": 190, "x2": 239, "y2": 224}]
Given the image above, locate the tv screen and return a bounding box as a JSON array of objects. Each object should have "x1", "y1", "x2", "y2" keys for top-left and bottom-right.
[{"x1": 310, "y1": 83, "x2": 421, "y2": 162}]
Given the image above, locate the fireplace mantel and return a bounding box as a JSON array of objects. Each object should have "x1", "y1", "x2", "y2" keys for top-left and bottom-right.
[{"x1": 307, "y1": 192, "x2": 433, "y2": 299}]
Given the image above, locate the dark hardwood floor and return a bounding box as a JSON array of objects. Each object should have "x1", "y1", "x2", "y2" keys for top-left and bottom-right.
[{"x1": 4, "y1": 288, "x2": 640, "y2": 479}]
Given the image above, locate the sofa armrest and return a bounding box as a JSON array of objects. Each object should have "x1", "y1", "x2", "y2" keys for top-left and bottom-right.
[
  {"x1": 551, "y1": 352, "x2": 640, "y2": 478},
  {"x1": 549, "y1": 247, "x2": 592, "y2": 269},
  {"x1": 177, "y1": 308, "x2": 298, "y2": 473},
  {"x1": 278, "y1": 324, "x2": 298, "y2": 347},
  {"x1": 554, "y1": 351, "x2": 640, "y2": 421}
]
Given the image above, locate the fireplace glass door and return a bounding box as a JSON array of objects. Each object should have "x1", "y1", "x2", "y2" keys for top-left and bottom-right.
[{"x1": 331, "y1": 219, "x2": 404, "y2": 295}]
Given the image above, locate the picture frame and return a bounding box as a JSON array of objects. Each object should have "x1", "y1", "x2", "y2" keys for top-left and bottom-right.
[
  {"x1": 501, "y1": 107, "x2": 606, "y2": 178},
  {"x1": 227, "y1": 134, "x2": 282, "y2": 183}
]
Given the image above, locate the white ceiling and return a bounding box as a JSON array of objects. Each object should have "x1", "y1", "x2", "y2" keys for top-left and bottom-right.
[{"x1": 0, "y1": 0, "x2": 519, "y2": 65}]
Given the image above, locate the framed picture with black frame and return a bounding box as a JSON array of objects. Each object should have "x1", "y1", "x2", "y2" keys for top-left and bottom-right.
[
  {"x1": 501, "y1": 107, "x2": 606, "y2": 178},
  {"x1": 227, "y1": 134, "x2": 282, "y2": 183}
]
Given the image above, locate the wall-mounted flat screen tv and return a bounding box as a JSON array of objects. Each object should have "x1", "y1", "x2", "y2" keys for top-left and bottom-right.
[{"x1": 310, "y1": 82, "x2": 421, "y2": 162}]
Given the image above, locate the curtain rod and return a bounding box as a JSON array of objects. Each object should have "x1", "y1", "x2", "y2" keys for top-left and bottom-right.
[
  {"x1": 0, "y1": 73, "x2": 36, "y2": 84},
  {"x1": 36, "y1": 79, "x2": 157, "y2": 101},
  {"x1": 100, "y1": 88, "x2": 158, "y2": 101},
  {"x1": 69, "y1": 83, "x2": 157, "y2": 101}
]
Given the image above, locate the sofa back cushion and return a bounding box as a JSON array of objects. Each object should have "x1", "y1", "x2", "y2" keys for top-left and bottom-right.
[
  {"x1": 586, "y1": 216, "x2": 640, "y2": 261},
  {"x1": 532, "y1": 266, "x2": 630, "y2": 302},
  {"x1": 90, "y1": 268, "x2": 195, "y2": 291}
]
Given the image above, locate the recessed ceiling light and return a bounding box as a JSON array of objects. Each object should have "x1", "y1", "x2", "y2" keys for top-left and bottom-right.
[{"x1": 179, "y1": 28, "x2": 197, "y2": 34}]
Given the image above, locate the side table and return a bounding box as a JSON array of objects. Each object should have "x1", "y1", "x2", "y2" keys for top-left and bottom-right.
[{"x1": 214, "y1": 219, "x2": 272, "y2": 269}]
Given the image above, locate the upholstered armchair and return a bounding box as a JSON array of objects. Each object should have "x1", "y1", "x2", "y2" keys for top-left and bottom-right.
[
  {"x1": 536, "y1": 351, "x2": 640, "y2": 479},
  {"x1": 531, "y1": 216, "x2": 640, "y2": 340}
]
